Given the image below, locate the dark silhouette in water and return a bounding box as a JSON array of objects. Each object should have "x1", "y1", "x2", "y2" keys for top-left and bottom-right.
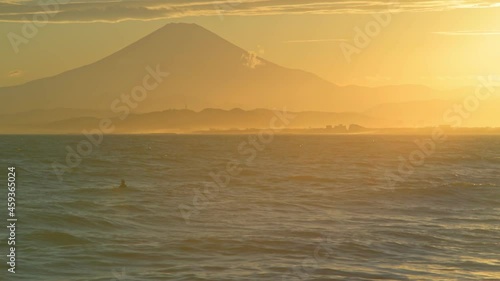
[{"x1": 119, "y1": 179, "x2": 127, "y2": 188}]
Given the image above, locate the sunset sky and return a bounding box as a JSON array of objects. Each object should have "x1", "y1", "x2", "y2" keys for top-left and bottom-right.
[{"x1": 1, "y1": 0, "x2": 500, "y2": 89}]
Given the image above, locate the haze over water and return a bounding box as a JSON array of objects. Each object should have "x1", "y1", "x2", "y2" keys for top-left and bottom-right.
[{"x1": 1, "y1": 135, "x2": 499, "y2": 280}]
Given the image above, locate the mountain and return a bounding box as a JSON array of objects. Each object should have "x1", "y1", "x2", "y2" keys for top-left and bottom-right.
[{"x1": 0, "y1": 23, "x2": 460, "y2": 115}]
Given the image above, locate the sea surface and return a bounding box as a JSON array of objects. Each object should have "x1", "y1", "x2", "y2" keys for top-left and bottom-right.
[{"x1": 0, "y1": 135, "x2": 499, "y2": 281}]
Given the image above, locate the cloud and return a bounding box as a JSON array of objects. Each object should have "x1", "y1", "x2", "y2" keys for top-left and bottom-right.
[
  {"x1": 0, "y1": 0, "x2": 499, "y2": 23},
  {"x1": 7, "y1": 69, "x2": 23, "y2": 77},
  {"x1": 433, "y1": 31, "x2": 500, "y2": 36},
  {"x1": 284, "y1": 38, "x2": 348, "y2": 43}
]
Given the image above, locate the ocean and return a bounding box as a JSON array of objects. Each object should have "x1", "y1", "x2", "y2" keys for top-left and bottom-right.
[{"x1": 0, "y1": 135, "x2": 499, "y2": 280}]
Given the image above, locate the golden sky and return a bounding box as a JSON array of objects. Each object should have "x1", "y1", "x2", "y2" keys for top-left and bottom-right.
[{"x1": 1, "y1": 0, "x2": 500, "y2": 89}]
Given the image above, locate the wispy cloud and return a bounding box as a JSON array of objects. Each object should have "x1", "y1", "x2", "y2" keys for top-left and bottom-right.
[
  {"x1": 284, "y1": 38, "x2": 348, "y2": 43},
  {"x1": 433, "y1": 30, "x2": 500, "y2": 36},
  {"x1": 0, "y1": 0, "x2": 498, "y2": 23}
]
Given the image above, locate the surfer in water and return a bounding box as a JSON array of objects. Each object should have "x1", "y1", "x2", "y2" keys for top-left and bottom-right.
[{"x1": 119, "y1": 179, "x2": 127, "y2": 188}]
